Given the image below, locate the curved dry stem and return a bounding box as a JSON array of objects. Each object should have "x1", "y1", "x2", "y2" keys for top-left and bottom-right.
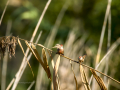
[
  {"x1": 0, "y1": 0, "x2": 9, "y2": 26},
  {"x1": 11, "y1": 0, "x2": 51, "y2": 89}
]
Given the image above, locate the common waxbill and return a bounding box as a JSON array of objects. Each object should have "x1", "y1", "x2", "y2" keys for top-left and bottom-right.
[
  {"x1": 78, "y1": 55, "x2": 86, "y2": 63},
  {"x1": 52, "y1": 44, "x2": 64, "y2": 55}
]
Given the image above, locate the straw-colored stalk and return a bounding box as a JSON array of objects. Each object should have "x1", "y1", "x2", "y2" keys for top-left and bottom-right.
[
  {"x1": 93, "y1": 0, "x2": 112, "y2": 89},
  {"x1": 89, "y1": 37, "x2": 119, "y2": 86},
  {"x1": 104, "y1": 0, "x2": 111, "y2": 87},
  {"x1": 6, "y1": 79, "x2": 15, "y2": 90},
  {"x1": 0, "y1": 0, "x2": 9, "y2": 26},
  {"x1": 44, "y1": 0, "x2": 69, "y2": 48},
  {"x1": 11, "y1": 0, "x2": 51, "y2": 89},
  {"x1": 95, "y1": 0, "x2": 112, "y2": 66},
  {"x1": 0, "y1": 0, "x2": 9, "y2": 87},
  {"x1": 25, "y1": 42, "x2": 51, "y2": 79},
  {"x1": 1, "y1": 20, "x2": 12, "y2": 90},
  {"x1": 90, "y1": 69, "x2": 107, "y2": 90},
  {"x1": 18, "y1": 39, "x2": 34, "y2": 77},
  {"x1": 70, "y1": 60, "x2": 78, "y2": 90},
  {"x1": 53, "y1": 55, "x2": 61, "y2": 90},
  {"x1": 27, "y1": 81, "x2": 35, "y2": 90},
  {"x1": 47, "y1": 51, "x2": 61, "y2": 90},
  {"x1": 79, "y1": 63, "x2": 91, "y2": 90},
  {"x1": 1, "y1": 51, "x2": 8, "y2": 90},
  {"x1": 7, "y1": 31, "x2": 42, "y2": 90},
  {"x1": 92, "y1": 0, "x2": 111, "y2": 89},
  {"x1": 34, "y1": 1, "x2": 68, "y2": 87},
  {"x1": 18, "y1": 36, "x2": 120, "y2": 85}
]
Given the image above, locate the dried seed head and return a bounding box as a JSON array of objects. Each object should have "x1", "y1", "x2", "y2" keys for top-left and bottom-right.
[{"x1": 0, "y1": 36, "x2": 18, "y2": 58}]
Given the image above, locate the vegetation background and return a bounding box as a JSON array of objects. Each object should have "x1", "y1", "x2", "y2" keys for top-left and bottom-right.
[{"x1": 0, "y1": 0, "x2": 120, "y2": 90}]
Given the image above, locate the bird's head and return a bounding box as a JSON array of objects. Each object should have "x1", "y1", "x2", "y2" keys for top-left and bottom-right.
[
  {"x1": 53, "y1": 44, "x2": 63, "y2": 49},
  {"x1": 78, "y1": 56, "x2": 83, "y2": 60}
]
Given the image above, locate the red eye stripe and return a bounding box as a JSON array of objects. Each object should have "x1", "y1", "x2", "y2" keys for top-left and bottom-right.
[{"x1": 60, "y1": 44, "x2": 63, "y2": 46}]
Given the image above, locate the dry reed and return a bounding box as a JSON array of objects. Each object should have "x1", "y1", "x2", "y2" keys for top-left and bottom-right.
[{"x1": 90, "y1": 69, "x2": 107, "y2": 90}]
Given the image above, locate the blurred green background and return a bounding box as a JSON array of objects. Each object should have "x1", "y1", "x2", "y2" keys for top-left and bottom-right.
[{"x1": 0, "y1": 0, "x2": 120, "y2": 90}]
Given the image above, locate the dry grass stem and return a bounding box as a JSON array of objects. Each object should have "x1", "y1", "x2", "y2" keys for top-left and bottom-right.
[
  {"x1": 94, "y1": 0, "x2": 112, "y2": 88},
  {"x1": 89, "y1": 37, "x2": 120, "y2": 85},
  {"x1": 18, "y1": 39, "x2": 34, "y2": 77},
  {"x1": 42, "y1": 48, "x2": 51, "y2": 79},
  {"x1": 96, "y1": 37, "x2": 120, "y2": 70},
  {"x1": 7, "y1": 31, "x2": 42, "y2": 90},
  {"x1": 79, "y1": 64, "x2": 91, "y2": 90},
  {"x1": 35, "y1": 65, "x2": 43, "y2": 90},
  {"x1": 6, "y1": 78, "x2": 15, "y2": 90},
  {"x1": 26, "y1": 42, "x2": 51, "y2": 79},
  {"x1": 3, "y1": 34, "x2": 119, "y2": 90},
  {"x1": 1, "y1": 51, "x2": 8, "y2": 90},
  {"x1": 90, "y1": 69, "x2": 107, "y2": 90},
  {"x1": 81, "y1": 63, "x2": 120, "y2": 84},
  {"x1": 53, "y1": 55, "x2": 60, "y2": 90},
  {"x1": 27, "y1": 81, "x2": 35, "y2": 90},
  {"x1": 19, "y1": 37, "x2": 120, "y2": 85},
  {"x1": 1, "y1": 20, "x2": 12, "y2": 90},
  {"x1": 44, "y1": 0, "x2": 69, "y2": 48},
  {"x1": 0, "y1": 0, "x2": 9, "y2": 26},
  {"x1": 47, "y1": 50, "x2": 55, "y2": 68},
  {"x1": 95, "y1": 0, "x2": 112, "y2": 66},
  {"x1": 26, "y1": 42, "x2": 44, "y2": 67},
  {"x1": 47, "y1": 50, "x2": 61, "y2": 90},
  {"x1": 12, "y1": 42, "x2": 32, "y2": 89},
  {"x1": 11, "y1": 0, "x2": 51, "y2": 88},
  {"x1": 70, "y1": 60, "x2": 78, "y2": 90},
  {"x1": 30, "y1": 0, "x2": 51, "y2": 42},
  {"x1": 104, "y1": 0, "x2": 111, "y2": 87},
  {"x1": 104, "y1": 0, "x2": 111, "y2": 88}
]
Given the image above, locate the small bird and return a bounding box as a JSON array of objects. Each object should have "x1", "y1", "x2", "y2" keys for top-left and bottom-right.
[
  {"x1": 78, "y1": 55, "x2": 86, "y2": 63},
  {"x1": 52, "y1": 44, "x2": 64, "y2": 55}
]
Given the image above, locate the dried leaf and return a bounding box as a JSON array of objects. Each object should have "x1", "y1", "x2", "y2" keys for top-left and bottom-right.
[
  {"x1": 18, "y1": 39, "x2": 34, "y2": 77},
  {"x1": 42, "y1": 48, "x2": 48, "y2": 66},
  {"x1": 25, "y1": 42, "x2": 51, "y2": 79},
  {"x1": 90, "y1": 69, "x2": 107, "y2": 90},
  {"x1": 25, "y1": 41, "x2": 45, "y2": 69},
  {"x1": 47, "y1": 50, "x2": 54, "y2": 68},
  {"x1": 31, "y1": 43, "x2": 45, "y2": 67},
  {"x1": 55, "y1": 55, "x2": 60, "y2": 75},
  {"x1": 31, "y1": 44, "x2": 50, "y2": 78},
  {"x1": 42, "y1": 48, "x2": 51, "y2": 79},
  {"x1": 79, "y1": 64, "x2": 91, "y2": 90},
  {"x1": 53, "y1": 55, "x2": 60, "y2": 90},
  {"x1": 47, "y1": 50, "x2": 58, "y2": 89}
]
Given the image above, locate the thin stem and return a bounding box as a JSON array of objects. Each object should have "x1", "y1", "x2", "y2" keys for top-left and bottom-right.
[
  {"x1": 0, "y1": 0, "x2": 9, "y2": 26},
  {"x1": 11, "y1": 0, "x2": 51, "y2": 89},
  {"x1": 1, "y1": 20, "x2": 12, "y2": 90},
  {"x1": 18, "y1": 37, "x2": 120, "y2": 85},
  {"x1": 7, "y1": 31, "x2": 42, "y2": 90},
  {"x1": 104, "y1": 0, "x2": 111, "y2": 87},
  {"x1": 27, "y1": 81, "x2": 35, "y2": 90},
  {"x1": 91, "y1": 1, "x2": 112, "y2": 89}
]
